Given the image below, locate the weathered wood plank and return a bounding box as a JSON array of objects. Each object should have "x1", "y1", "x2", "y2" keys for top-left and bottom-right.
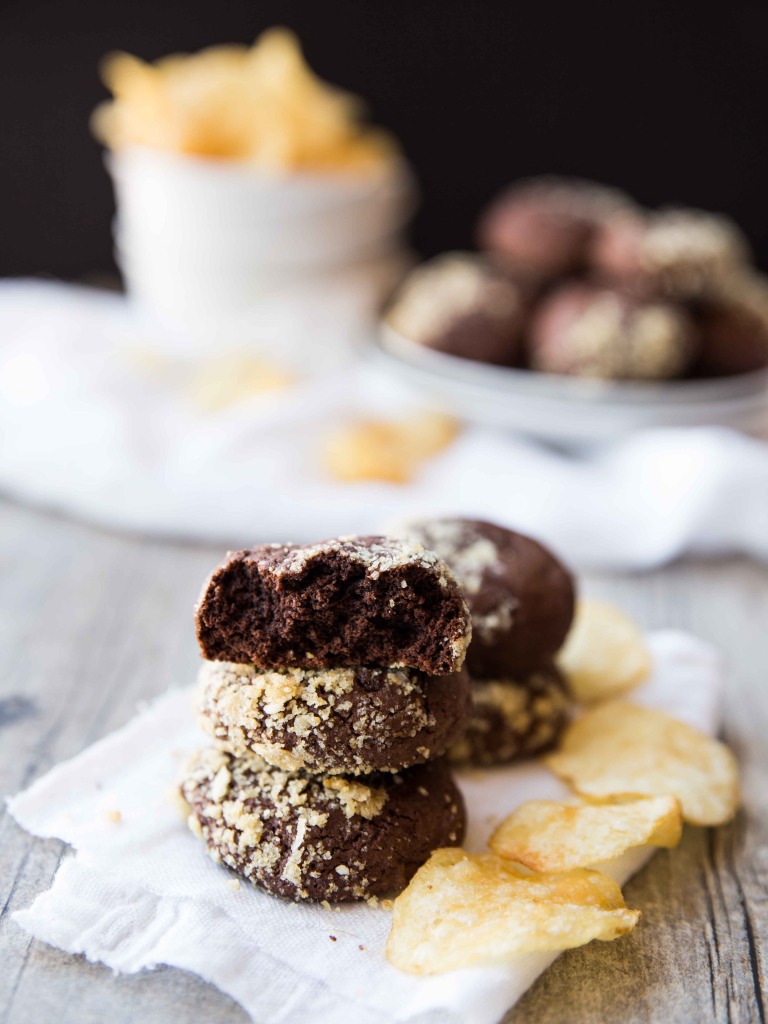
[
  {"x1": 508, "y1": 561, "x2": 768, "y2": 1024},
  {"x1": 0, "y1": 499, "x2": 766, "y2": 1024}
]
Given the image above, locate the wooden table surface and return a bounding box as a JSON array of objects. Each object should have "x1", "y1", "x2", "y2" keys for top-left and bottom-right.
[{"x1": 1, "y1": 496, "x2": 766, "y2": 1024}]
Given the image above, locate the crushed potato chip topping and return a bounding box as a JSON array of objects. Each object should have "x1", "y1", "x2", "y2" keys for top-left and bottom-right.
[
  {"x1": 489, "y1": 796, "x2": 682, "y2": 872},
  {"x1": 546, "y1": 701, "x2": 740, "y2": 826},
  {"x1": 557, "y1": 600, "x2": 652, "y2": 704},
  {"x1": 93, "y1": 28, "x2": 397, "y2": 170},
  {"x1": 385, "y1": 848, "x2": 640, "y2": 974},
  {"x1": 324, "y1": 413, "x2": 459, "y2": 484}
]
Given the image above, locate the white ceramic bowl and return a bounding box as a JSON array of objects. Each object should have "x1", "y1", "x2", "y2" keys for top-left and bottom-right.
[
  {"x1": 376, "y1": 324, "x2": 768, "y2": 447},
  {"x1": 108, "y1": 147, "x2": 416, "y2": 335}
]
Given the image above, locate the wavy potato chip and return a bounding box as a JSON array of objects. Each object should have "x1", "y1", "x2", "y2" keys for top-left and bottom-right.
[
  {"x1": 325, "y1": 413, "x2": 459, "y2": 484},
  {"x1": 557, "y1": 600, "x2": 652, "y2": 704},
  {"x1": 546, "y1": 702, "x2": 739, "y2": 826},
  {"x1": 93, "y1": 28, "x2": 397, "y2": 170},
  {"x1": 489, "y1": 796, "x2": 682, "y2": 872},
  {"x1": 386, "y1": 848, "x2": 640, "y2": 974}
]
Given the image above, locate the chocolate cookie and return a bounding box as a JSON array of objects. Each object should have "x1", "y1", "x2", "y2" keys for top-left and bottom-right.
[
  {"x1": 477, "y1": 177, "x2": 631, "y2": 282},
  {"x1": 449, "y1": 665, "x2": 570, "y2": 767},
  {"x1": 690, "y1": 273, "x2": 768, "y2": 377},
  {"x1": 197, "y1": 660, "x2": 472, "y2": 776},
  {"x1": 180, "y1": 749, "x2": 466, "y2": 902},
  {"x1": 590, "y1": 207, "x2": 749, "y2": 299},
  {"x1": 528, "y1": 283, "x2": 695, "y2": 380},
  {"x1": 195, "y1": 536, "x2": 471, "y2": 674},
  {"x1": 385, "y1": 252, "x2": 527, "y2": 367},
  {"x1": 400, "y1": 518, "x2": 574, "y2": 677}
]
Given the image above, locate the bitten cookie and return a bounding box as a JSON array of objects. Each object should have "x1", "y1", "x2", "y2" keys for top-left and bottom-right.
[
  {"x1": 385, "y1": 252, "x2": 528, "y2": 367},
  {"x1": 477, "y1": 177, "x2": 631, "y2": 282},
  {"x1": 399, "y1": 518, "x2": 575, "y2": 677},
  {"x1": 527, "y1": 283, "x2": 695, "y2": 380},
  {"x1": 197, "y1": 661, "x2": 472, "y2": 776},
  {"x1": 195, "y1": 536, "x2": 471, "y2": 674},
  {"x1": 180, "y1": 749, "x2": 466, "y2": 901},
  {"x1": 448, "y1": 665, "x2": 570, "y2": 767}
]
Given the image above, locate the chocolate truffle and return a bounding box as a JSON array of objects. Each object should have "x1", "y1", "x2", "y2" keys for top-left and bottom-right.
[
  {"x1": 180, "y1": 748, "x2": 466, "y2": 902},
  {"x1": 591, "y1": 207, "x2": 750, "y2": 299},
  {"x1": 449, "y1": 665, "x2": 570, "y2": 767},
  {"x1": 399, "y1": 518, "x2": 575, "y2": 677},
  {"x1": 385, "y1": 253, "x2": 527, "y2": 366},
  {"x1": 690, "y1": 273, "x2": 768, "y2": 377},
  {"x1": 198, "y1": 661, "x2": 472, "y2": 776},
  {"x1": 195, "y1": 536, "x2": 471, "y2": 675},
  {"x1": 477, "y1": 177, "x2": 632, "y2": 282},
  {"x1": 528, "y1": 283, "x2": 696, "y2": 380}
]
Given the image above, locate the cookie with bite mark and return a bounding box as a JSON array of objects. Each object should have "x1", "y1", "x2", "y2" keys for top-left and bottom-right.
[{"x1": 195, "y1": 536, "x2": 472, "y2": 675}]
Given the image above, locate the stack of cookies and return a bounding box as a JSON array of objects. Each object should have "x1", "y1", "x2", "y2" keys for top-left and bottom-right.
[
  {"x1": 401, "y1": 519, "x2": 576, "y2": 766},
  {"x1": 180, "y1": 536, "x2": 473, "y2": 902}
]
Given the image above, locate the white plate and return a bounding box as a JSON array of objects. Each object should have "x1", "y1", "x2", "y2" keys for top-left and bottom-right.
[{"x1": 376, "y1": 324, "x2": 768, "y2": 446}]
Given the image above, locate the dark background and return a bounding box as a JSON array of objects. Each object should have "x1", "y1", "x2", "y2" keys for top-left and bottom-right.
[{"x1": 2, "y1": 0, "x2": 768, "y2": 279}]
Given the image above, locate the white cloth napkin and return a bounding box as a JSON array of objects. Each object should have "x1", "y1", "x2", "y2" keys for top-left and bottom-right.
[
  {"x1": 8, "y1": 631, "x2": 722, "y2": 1024},
  {"x1": 1, "y1": 278, "x2": 767, "y2": 569}
]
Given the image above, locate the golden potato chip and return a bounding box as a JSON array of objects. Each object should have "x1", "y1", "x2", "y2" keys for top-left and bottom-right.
[
  {"x1": 489, "y1": 796, "x2": 682, "y2": 872},
  {"x1": 324, "y1": 413, "x2": 459, "y2": 484},
  {"x1": 386, "y1": 848, "x2": 640, "y2": 974},
  {"x1": 184, "y1": 354, "x2": 295, "y2": 412},
  {"x1": 93, "y1": 28, "x2": 397, "y2": 171},
  {"x1": 546, "y1": 702, "x2": 739, "y2": 826},
  {"x1": 557, "y1": 600, "x2": 652, "y2": 704}
]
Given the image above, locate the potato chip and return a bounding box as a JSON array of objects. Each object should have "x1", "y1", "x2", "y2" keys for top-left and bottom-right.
[
  {"x1": 93, "y1": 28, "x2": 397, "y2": 171},
  {"x1": 557, "y1": 600, "x2": 652, "y2": 704},
  {"x1": 489, "y1": 796, "x2": 682, "y2": 872},
  {"x1": 184, "y1": 354, "x2": 295, "y2": 412},
  {"x1": 386, "y1": 848, "x2": 640, "y2": 974},
  {"x1": 546, "y1": 702, "x2": 739, "y2": 826},
  {"x1": 325, "y1": 413, "x2": 459, "y2": 484}
]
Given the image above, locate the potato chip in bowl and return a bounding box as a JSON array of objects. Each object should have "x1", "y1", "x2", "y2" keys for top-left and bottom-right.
[
  {"x1": 93, "y1": 29, "x2": 414, "y2": 337},
  {"x1": 92, "y1": 28, "x2": 398, "y2": 172}
]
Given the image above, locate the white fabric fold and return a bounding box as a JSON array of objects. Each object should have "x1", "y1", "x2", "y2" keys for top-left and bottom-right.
[
  {"x1": 0, "y1": 279, "x2": 767, "y2": 568},
  {"x1": 8, "y1": 631, "x2": 722, "y2": 1024}
]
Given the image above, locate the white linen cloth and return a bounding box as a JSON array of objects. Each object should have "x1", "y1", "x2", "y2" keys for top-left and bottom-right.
[
  {"x1": 8, "y1": 631, "x2": 722, "y2": 1024},
  {"x1": 1, "y1": 279, "x2": 767, "y2": 569}
]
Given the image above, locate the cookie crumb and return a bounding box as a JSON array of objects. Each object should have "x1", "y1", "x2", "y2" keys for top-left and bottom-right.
[
  {"x1": 103, "y1": 809, "x2": 122, "y2": 824},
  {"x1": 329, "y1": 935, "x2": 337, "y2": 942},
  {"x1": 323, "y1": 776, "x2": 388, "y2": 820},
  {"x1": 226, "y1": 879, "x2": 241, "y2": 891}
]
